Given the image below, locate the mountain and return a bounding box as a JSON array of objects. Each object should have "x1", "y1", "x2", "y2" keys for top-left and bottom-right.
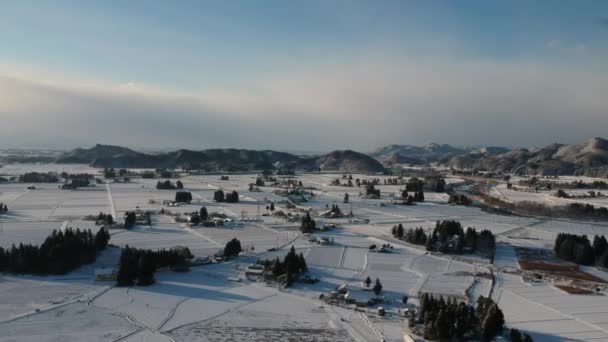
[
  {"x1": 56, "y1": 145, "x2": 385, "y2": 173},
  {"x1": 307, "y1": 150, "x2": 386, "y2": 173},
  {"x1": 56, "y1": 144, "x2": 139, "y2": 164},
  {"x1": 443, "y1": 137, "x2": 608, "y2": 177},
  {"x1": 372, "y1": 143, "x2": 471, "y2": 165}
]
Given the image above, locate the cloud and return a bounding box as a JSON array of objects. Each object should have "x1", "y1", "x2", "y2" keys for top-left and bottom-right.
[{"x1": 0, "y1": 53, "x2": 607, "y2": 151}]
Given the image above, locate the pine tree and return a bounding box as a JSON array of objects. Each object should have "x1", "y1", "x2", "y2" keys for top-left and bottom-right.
[
  {"x1": 136, "y1": 252, "x2": 156, "y2": 286},
  {"x1": 373, "y1": 278, "x2": 383, "y2": 295}
]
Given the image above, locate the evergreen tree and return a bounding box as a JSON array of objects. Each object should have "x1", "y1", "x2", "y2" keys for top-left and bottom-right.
[
  {"x1": 136, "y1": 252, "x2": 156, "y2": 286},
  {"x1": 373, "y1": 278, "x2": 383, "y2": 295},
  {"x1": 199, "y1": 206, "x2": 209, "y2": 221}
]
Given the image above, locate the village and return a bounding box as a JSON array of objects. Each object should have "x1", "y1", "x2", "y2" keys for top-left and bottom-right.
[{"x1": 0, "y1": 163, "x2": 607, "y2": 341}]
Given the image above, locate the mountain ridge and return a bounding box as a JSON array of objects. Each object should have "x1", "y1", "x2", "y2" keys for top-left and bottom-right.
[{"x1": 56, "y1": 145, "x2": 385, "y2": 173}]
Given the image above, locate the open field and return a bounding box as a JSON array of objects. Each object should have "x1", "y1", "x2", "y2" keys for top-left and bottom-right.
[{"x1": 1, "y1": 165, "x2": 608, "y2": 340}]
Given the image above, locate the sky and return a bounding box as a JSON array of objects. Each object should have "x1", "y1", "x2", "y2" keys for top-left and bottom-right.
[{"x1": 1, "y1": 0, "x2": 607, "y2": 152}]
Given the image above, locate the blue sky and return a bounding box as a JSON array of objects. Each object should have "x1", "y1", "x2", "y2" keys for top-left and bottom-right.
[{"x1": 1, "y1": 1, "x2": 607, "y2": 150}]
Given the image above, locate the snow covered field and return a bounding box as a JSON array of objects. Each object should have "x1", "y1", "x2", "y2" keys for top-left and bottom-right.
[{"x1": 1, "y1": 165, "x2": 608, "y2": 341}]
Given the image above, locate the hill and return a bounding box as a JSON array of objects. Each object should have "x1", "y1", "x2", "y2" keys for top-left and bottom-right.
[
  {"x1": 372, "y1": 143, "x2": 472, "y2": 165},
  {"x1": 443, "y1": 137, "x2": 608, "y2": 177},
  {"x1": 56, "y1": 146, "x2": 385, "y2": 173}
]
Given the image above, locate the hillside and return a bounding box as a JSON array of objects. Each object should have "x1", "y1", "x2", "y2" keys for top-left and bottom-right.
[
  {"x1": 56, "y1": 146, "x2": 385, "y2": 173},
  {"x1": 56, "y1": 144, "x2": 140, "y2": 164},
  {"x1": 372, "y1": 143, "x2": 475, "y2": 165},
  {"x1": 443, "y1": 137, "x2": 608, "y2": 177}
]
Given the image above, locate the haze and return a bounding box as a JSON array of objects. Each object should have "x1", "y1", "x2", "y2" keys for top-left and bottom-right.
[{"x1": 1, "y1": 1, "x2": 607, "y2": 151}]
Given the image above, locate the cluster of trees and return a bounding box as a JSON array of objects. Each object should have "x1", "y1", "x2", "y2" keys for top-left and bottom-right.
[
  {"x1": 116, "y1": 246, "x2": 191, "y2": 286},
  {"x1": 448, "y1": 194, "x2": 472, "y2": 206},
  {"x1": 406, "y1": 177, "x2": 425, "y2": 192},
  {"x1": 95, "y1": 212, "x2": 114, "y2": 226},
  {"x1": 392, "y1": 221, "x2": 495, "y2": 255},
  {"x1": 332, "y1": 178, "x2": 354, "y2": 187},
  {"x1": 401, "y1": 189, "x2": 424, "y2": 203},
  {"x1": 365, "y1": 183, "x2": 381, "y2": 198},
  {"x1": 520, "y1": 178, "x2": 608, "y2": 190},
  {"x1": 124, "y1": 211, "x2": 137, "y2": 229},
  {"x1": 554, "y1": 233, "x2": 608, "y2": 266},
  {"x1": 425, "y1": 176, "x2": 446, "y2": 193},
  {"x1": 188, "y1": 206, "x2": 209, "y2": 224},
  {"x1": 156, "y1": 169, "x2": 174, "y2": 178},
  {"x1": 416, "y1": 294, "x2": 504, "y2": 342},
  {"x1": 384, "y1": 177, "x2": 404, "y2": 185},
  {"x1": 225, "y1": 191, "x2": 239, "y2": 203},
  {"x1": 255, "y1": 177, "x2": 265, "y2": 186},
  {"x1": 19, "y1": 172, "x2": 59, "y2": 183},
  {"x1": 156, "y1": 180, "x2": 183, "y2": 190},
  {"x1": 175, "y1": 191, "x2": 193, "y2": 203},
  {"x1": 392, "y1": 225, "x2": 428, "y2": 245},
  {"x1": 300, "y1": 211, "x2": 316, "y2": 233},
  {"x1": 0, "y1": 203, "x2": 8, "y2": 214},
  {"x1": 263, "y1": 246, "x2": 307, "y2": 286},
  {"x1": 0, "y1": 227, "x2": 109, "y2": 275},
  {"x1": 431, "y1": 220, "x2": 495, "y2": 254},
  {"x1": 565, "y1": 202, "x2": 608, "y2": 219},
  {"x1": 363, "y1": 276, "x2": 383, "y2": 295},
  {"x1": 326, "y1": 204, "x2": 342, "y2": 215},
  {"x1": 509, "y1": 201, "x2": 608, "y2": 221},
  {"x1": 141, "y1": 171, "x2": 156, "y2": 179},
  {"x1": 213, "y1": 190, "x2": 239, "y2": 203},
  {"x1": 104, "y1": 168, "x2": 128, "y2": 178},
  {"x1": 60, "y1": 173, "x2": 93, "y2": 189},
  {"x1": 223, "y1": 238, "x2": 242, "y2": 258}
]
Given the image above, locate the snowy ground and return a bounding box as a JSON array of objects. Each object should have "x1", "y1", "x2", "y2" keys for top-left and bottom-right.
[{"x1": 1, "y1": 166, "x2": 608, "y2": 341}]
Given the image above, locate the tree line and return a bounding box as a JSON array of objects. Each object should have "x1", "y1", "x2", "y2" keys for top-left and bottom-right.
[
  {"x1": 19, "y1": 172, "x2": 59, "y2": 183},
  {"x1": 116, "y1": 246, "x2": 192, "y2": 286},
  {"x1": 415, "y1": 294, "x2": 506, "y2": 342},
  {"x1": 103, "y1": 168, "x2": 129, "y2": 178},
  {"x1": 0, "y1": 227, "x2": 110, "y2": 275},
  {"x1": 392, "y1": 220, "x2": 495, "y2": 255},
  {"x1": 156, "y1": 180, "x2": 184, "y2": 190},
  {"x1": 554, "y1": 233, "x2": 608, "y2": 266}
]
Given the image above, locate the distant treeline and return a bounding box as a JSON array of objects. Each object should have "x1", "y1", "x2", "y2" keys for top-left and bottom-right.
[
  {"x1": 554, "y1": 233, "x2": 608, "y2": 267},
  {"x1": 476, "y1": 185, "x2": 608, "y2": 221},
  {"x1": 61, "y1": 173, "x2": 93, "y2": 189},
  {"x1": 156, "y1": 180, "x2": 183, "y2": 190},
  {"x1": 116, "y1": 246, "x2": 192, "y2": 286},
  {"x1": 19, "y1": 172, "x2": 59, "y2": 183},
  {"x1": 0, "y1": 227, "x2": 109, "y2": 275},
  {"x1": 519, "y1": 177, "x2": 608, "y2": 190},
  {"x1": 392, "y1": 220, "x2": 495, "y2": 255}
]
